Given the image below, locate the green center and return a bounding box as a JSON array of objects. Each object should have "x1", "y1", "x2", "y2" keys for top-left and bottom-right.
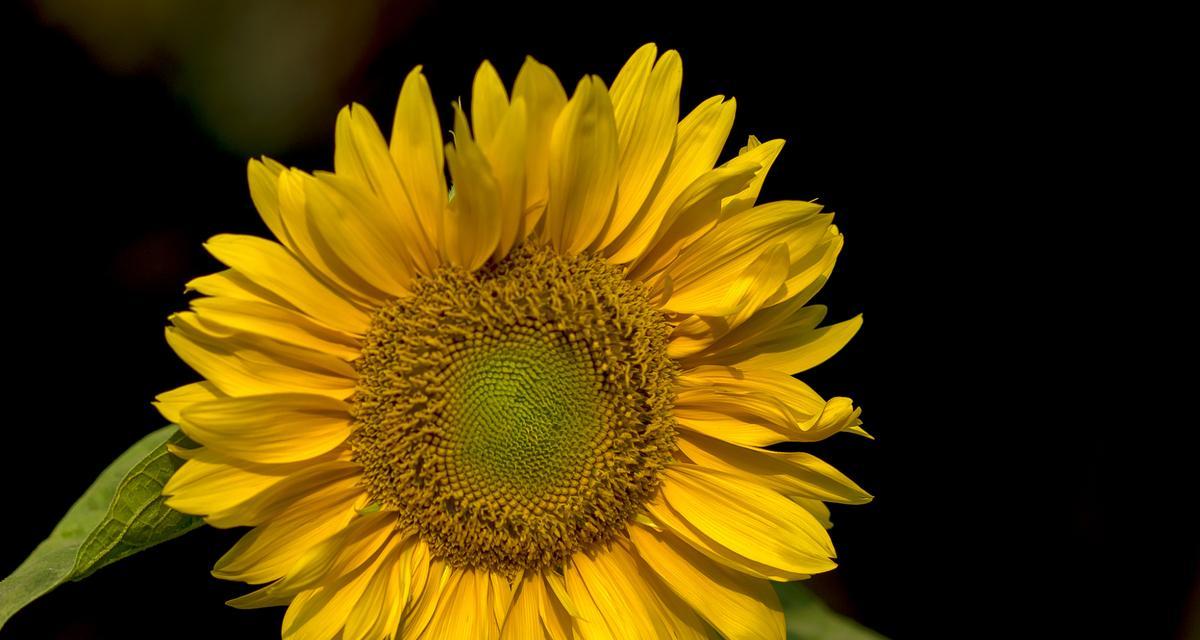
[{"x1": 447, "y1": 332, "x2": 602, "y2": 495}]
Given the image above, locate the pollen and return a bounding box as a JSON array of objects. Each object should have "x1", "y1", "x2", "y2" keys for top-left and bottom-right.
[{"x1": 350, "y1": 243, "x2": 677, "y2": 573}]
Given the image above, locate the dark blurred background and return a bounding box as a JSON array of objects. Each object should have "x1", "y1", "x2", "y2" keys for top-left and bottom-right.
[{"x1": 1, "y1": 1, "x2": 1194, "y2": 638}]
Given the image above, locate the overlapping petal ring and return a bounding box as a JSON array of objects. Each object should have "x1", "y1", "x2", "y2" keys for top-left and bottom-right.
[{"x1": 157, "y1": 43, "x2": 869, "y2": 640}]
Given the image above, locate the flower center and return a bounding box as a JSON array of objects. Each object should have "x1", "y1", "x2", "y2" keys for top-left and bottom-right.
[{"x1": 350, "y1": 243, "x2": 677, "y2": 573}]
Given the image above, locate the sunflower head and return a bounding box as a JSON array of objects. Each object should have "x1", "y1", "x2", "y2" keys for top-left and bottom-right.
[
  {"x1": 351, "y1": 242, "x2": 677, "y2": 573},
  {"x1": 157, "y1": 43, "x2": 868, "y2": 639}
]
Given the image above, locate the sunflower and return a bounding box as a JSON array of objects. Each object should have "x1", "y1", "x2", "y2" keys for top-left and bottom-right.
[{"x1": 156, "y1": 43, "x2": 870, "y2": 639}]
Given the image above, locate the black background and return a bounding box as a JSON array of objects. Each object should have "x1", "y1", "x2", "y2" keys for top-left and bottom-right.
[{"x1": 2, "y1": 1, "x2": 1193, "y2": 638}]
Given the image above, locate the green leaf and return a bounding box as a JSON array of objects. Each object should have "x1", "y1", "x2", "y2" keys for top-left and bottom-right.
[
  {"x1": 776, "y1": 581, "x2": 888, "y2": 640},
  {"x1": 0, "y1": 425, "x2": 203, "y2": 629}
]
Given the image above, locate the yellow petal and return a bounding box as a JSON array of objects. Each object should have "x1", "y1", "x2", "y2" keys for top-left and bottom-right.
[
  {"x1": 677, "y1": 431, "x2": 872, "y2": 504},
  {"x1": 283, "y1": 587, "x2": 354, "y2": 640},
  {"x1": 673, "y1": 414, "x2": 795, "y2": 448},
  {"x1": 796, "y1": 498, "x2": 833, "y2": 529},
  {"x1": 629, "y1": 523, "x2": 786, "y2": 640},
  {"x1": 627, "y1": 156, "x2": 760, "y2": 283},
  {"x1": 304, "y1": 171, "x2": 413, "y2": 298},
  {"x1": 276, "y1": 536, "x2": 422, "y2": 637},
  {"x1": 248, "y1": 156, "x2": 288, "y2": 244},
  {"x1": 545, "y1": 75, "x2": 620, "y2": 254},
  {"x1": 482, "y1": 99, "x2": 528, "y2": 260},
  {"x1": 668, "y1": 229, "x2": 844, "y2": 345},
  {"x1": 607, "y1": 95, "x2": 736, "y2": 264},
  {"x1": 678, "y1": 365, "x2": 858, "y2": 430},
  {"x1": 666, "y1": 240, "x2": 789, "y2": 318},
  {"x1": 390, "y1": 66, "x2": 447, "y2": 244},
  {"x1": 189, "y1": 296, "x2": 360, "y2": 361},
  {"x1": 562, "y1": 557, "x2": 617, "y2": 639},
  {"x1": 274, "y1": 170, "x2": 384, "y2": 308},
  {"x1": 675, "y1": 278, "x2": 821, "y2": 364},
  {"x1": 666, "y1": 314, "x2": 728, "y2": 360},
  {"x1": 400, "y1": 538, "x2": 432, "y2": 610},
  {"x1": 444, "y1": 104, "x2": 501, "y2": 271},
  {"x1": 487, "y1": 572, "x2": 513, "y2": 639},
  {"x1": 402, "y1": 538, "x2": 432, "y2": 615},
  {"x1": 280, "y1": 529, "x2": 397, "y2": 640},
  {"x1": 229, "y1": 511, "x2": 399, "y2": 610},
  {"x1": 472, "y1": 60, "x2": 509, "y2": 147},
  {"x1": 650, "y1": 590, "x2": 709, "y2": 640},
  {"x1": 343, "y1": 531, "x2": 411, "y2": 640},
  {"x1": 674, "y1": 365, "x2": 826, "y2": 445},
  {"x1": 567, "y1": 545, "x2": 670, "y2": 639},
  {"x1": 538, "y1": 573, "x2": 575, "y2": 640},
  {"x1": 334, "y1": 104, "x2": 438, "y2": 274},
  {"x1": 399, "y1": 563, "x2": 458, "y2": 640},
  {"x1": 178, "y1": 393, "x2": 351, "y2": 464},
  {"x1": 163, "y1": 446, "x2": 297, "y2": 516},
  {"x1": 599, "y1": 48, "x2": 681, "y2": 251},
  {"x1": 674, "y1": 95, "x2": 737, "y2": 177},
  {"x1": 779, "y1": 226, "x2": 843, "y2": 302},
  {"x1": 810, "y1": 396, "x2": 871, "y2": 442},
  {"x1": 701, "y1": 311, "x2": 863, "y2": 373},
  {"x1": 420, "y1": 569, "x2": 500, "y2": 639},
  {"x1": 164, "y1": 329, "x2": 349, "y2": 400},
  {"x1": 499, "y1": 573, "x2": 541, "y2": 640},
  {"x1": 153, "y1": 381, "x2": 222, "y2": 423},
  {"x1": 542, "y1": 571, "x2": 579, "y2": 618},
  {"x1": 203, "y1": 233, "x2": 370, "y2": 334},
  {"x1": 203, "y1": 460, "x2": 360, "y2": 528},
  {"x1": 608, "y1": 44, "x2": 657, "y2": 139},
  {"x1": 212, "y1": 475, "x2": 363, "y2": 583},
  {"x1": 676, "y1": 258, "x2": 863, "y2": 374},
  {"x1": 674, "y1": 389, "x2": 864, "y2": 447},
  {"x1": 683, "y1": 362, "x2": 821, "y2": 403},
  {"x1": 610, "y1": 538, "x2": 710, "y2": 639},
  {"x1": 659, "y1": 200, "x2": 828, "y2": 312},
  {"x1": 173, "y1": 311, "x2": 356, "y2": 379},
  {"x1": 512, "y1": 56, "x2": 567, "y2": 231},
  {"x1": 186, "y1": 269, "x2": 295, "y2": 310},
  {"x1": 165, "y1": 316, "x2": 356, "y2": 400},
  {"x1": 671, "y1": 397, "x2": 809, "y2": 447},
  {"x1": 284, "y1": 577, "x2": 371, "y2": 640},
  {"x1": 727, "y1": 242, "x2": 791, "y2": 324},
  {"x1": 659, "y1": 464, "x2": 837, "y2": 575},
  {"x1": 721, "y1": 137, "x2": 785, "y2": 217},
  {"x1": 644, "y1": 492, "x2": 810, "y2": 581}
]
